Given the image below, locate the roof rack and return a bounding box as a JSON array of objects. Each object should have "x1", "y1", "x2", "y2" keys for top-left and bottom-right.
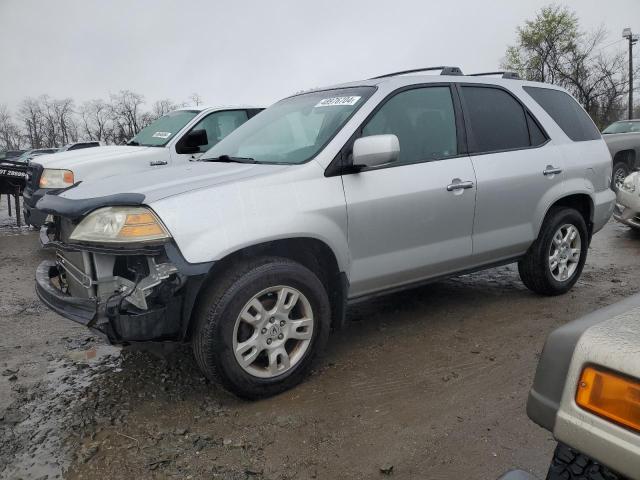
[
  {"x1": 469, "y1": 71, "x2": 521, "y2": 80},
  {"x1": 371, "y1": 66, "x2": 464, "y2": 79}
]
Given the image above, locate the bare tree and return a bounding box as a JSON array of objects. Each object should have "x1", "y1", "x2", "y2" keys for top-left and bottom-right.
[
  {"x1": 19, "y1": 97, "x2": 47, "y2": 149},
  {"x1": 188, "y1": 93, "x2": 204, "y2": 106},
  {"x1": 79, "y1": 99, "x2": 111, "y2": 141},
  {"x1": 0, "y1": 104, "x2": 24, "y2": 150},
  {"x1": 503, "y1": 5, "x2": 637, "y2": 127},
  {"x1": 151, "y1": 98, "x2": 179, "y2": 119},
  {"x1": 109, "y1": 90, "x2": 146, "y2": 143}
]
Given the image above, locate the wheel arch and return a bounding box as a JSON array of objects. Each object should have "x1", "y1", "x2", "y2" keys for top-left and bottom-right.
[
  {"x1": 538, "y1": 193, "x2": 595, "y2": 240},
  {"x1": 184, "y1": 237, "x2": 349, "y2": 340},
  {"x1": 612, "y1": 148, "x2": 636, "y2": 167}
]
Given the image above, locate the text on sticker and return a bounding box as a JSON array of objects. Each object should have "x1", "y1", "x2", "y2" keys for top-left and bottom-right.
[
  {"x1": 152, "y1": 132, "x2": 172, "y2": 139},
  {"x1": 315, "y1": 96, "x2": 361, "y2": 107}
]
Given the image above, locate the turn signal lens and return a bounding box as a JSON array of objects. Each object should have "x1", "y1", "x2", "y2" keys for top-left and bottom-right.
[
  {"x1": 39, "y1": 169, "x2": 75, "y2": 188},
  {"x1": 576, "y1": 366, "x2": 640, "y2": 433}
]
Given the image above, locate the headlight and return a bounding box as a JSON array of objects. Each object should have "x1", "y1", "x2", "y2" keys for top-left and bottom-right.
[
  {"x1": 39, "y1": 169, "x2": 75, "y2": 188},
  {"x1": 69, "y1": 206, "x2": 171, "y2": 243}
]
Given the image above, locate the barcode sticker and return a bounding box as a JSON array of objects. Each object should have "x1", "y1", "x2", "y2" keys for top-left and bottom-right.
[
  {"x1": 315, "y1": 96, "x2": 361, "y2": 107},
  {"x1": 152, "y1": 131, "x2": 172, "y2": 139}
]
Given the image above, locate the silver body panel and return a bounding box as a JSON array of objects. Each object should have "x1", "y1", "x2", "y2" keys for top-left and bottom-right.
[
  {"x1": 554, "y1": 308, "x2": 640, "y2": 479},
  {"x1": 55, "y1": 74, "x2": 615, "y2": 300}
]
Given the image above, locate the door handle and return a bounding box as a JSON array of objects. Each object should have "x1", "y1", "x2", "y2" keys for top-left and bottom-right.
[
  {"x1": 150, "y1": 160, "x2": 168, "y2": 166},
  {"x1": 447, "y1": 180, "x2": 474, "y2": 191},
  {"x1": 543, "y1": 166, "x2": 562, "y2": 176}
]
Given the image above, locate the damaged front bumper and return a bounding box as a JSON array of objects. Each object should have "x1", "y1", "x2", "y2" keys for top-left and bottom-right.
[{"x1": 36, "y1": 222, "x2": 212, "y2": 344}]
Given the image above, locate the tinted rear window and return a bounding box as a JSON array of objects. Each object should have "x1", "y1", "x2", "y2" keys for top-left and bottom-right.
[
  {"x1": 523, "y1": 87, "x2": 600, "y2": 142},
  {"x1": 460, "y1": 86, "x2": 531, "y2": 153}
]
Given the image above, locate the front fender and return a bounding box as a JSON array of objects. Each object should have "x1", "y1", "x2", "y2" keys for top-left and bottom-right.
[{"x1": 151, "y1": 169, "x2": 350, "y2": 274}]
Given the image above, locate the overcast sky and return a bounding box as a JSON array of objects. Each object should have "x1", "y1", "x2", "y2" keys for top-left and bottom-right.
[{"x1": 1, "y1": 0, "x2": 638, "y2": 111}]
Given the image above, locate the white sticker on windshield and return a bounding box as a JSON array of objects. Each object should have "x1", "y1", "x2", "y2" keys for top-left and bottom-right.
[
  {"x1": 152, "y1": 131, "x2": 172, "y2": 139},
  {"x1": 315, "y1": 96, "x2": 361, "y2": 107}
]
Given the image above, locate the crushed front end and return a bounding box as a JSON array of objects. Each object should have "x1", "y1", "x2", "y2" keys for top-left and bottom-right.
[{"x1": 35, "y1": 200, "x2": 211, "y2": 344}]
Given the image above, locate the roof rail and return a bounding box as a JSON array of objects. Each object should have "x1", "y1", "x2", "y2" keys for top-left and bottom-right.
[
  {"x1": 371, "y1": 66, "x2": 464, "y2": 79},
  {"x1": 469, "y1": 71, "x2": 521, "y2": 80}
]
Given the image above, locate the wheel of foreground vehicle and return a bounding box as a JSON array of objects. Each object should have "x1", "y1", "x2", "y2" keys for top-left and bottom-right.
[
  {"x1": 518, "y1": 207, "x2": 588, "y2": 296},
  {"x1": 192, "y1": 257, "x2": 330, "y2": 399},
  {"x1": 546, "y1": 443, "x2": 622, "y2": 480},
  {"x1": 611, "y1": 161, "x2": 629, "y2": 191}
]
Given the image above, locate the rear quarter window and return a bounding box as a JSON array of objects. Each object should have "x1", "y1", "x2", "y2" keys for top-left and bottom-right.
[{"x1": 523, "y1": 86, "x2": 601, "y2": 142}]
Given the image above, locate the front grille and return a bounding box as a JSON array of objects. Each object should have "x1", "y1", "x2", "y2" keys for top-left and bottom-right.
[{"x1": 26, "y1": 163, "x2": 44, "y2": 191}]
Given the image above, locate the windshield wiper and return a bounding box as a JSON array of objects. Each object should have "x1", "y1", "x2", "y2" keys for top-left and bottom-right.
[
  {"x1": 127, "y1": 140, "x2": 140, "y2": 146},
  {"x1": 201, "y1": 155, "x2": 257, "y2": 164}
]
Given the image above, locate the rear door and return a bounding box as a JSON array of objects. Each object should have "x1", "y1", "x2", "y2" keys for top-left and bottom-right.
[
  {"x1": 341, "y1": 85, "x2": 477, "y2": 297},
  {"x1": 458, "y1": 84, "x2": 564, "y2": 265}
]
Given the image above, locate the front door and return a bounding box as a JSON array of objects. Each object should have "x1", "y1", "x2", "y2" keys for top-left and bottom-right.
[
  {"x1": 342, "y1": 85, "x2": 477, "y2": 297},
  {"x1": 172, "y1": 110, "x2": 250, "y2": 164}
]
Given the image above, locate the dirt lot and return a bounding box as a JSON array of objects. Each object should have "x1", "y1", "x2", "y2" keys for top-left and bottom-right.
[{"x1": 1, "y1": 195, "x2": 639, "y2": 480}]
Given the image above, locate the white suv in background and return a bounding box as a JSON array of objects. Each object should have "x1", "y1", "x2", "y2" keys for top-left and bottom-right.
[{"x1": 23, "y1": 105, "x2": 262, "y2": 226}]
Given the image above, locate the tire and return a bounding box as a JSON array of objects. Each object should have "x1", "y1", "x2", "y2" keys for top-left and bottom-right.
[
  {"x1": 518, "y1": 207, "x2": 588, "y2": 296},
  {"x1": 611, "y1": 161, "x2": 630, "y2": 191},
  {"x1": 546, "y1": 443, "x2": 623, "y2": 480},
  {"x1": 192, "y1": 256, "x2": 331, "y2": 399}
]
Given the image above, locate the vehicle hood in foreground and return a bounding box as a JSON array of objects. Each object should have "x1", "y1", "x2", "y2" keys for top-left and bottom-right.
[
  {"x1": 56, "y1": 161, "x2": 289, "y2": 205},
  {"x1": 33, "y1": 145, "x2": 155, "y2": 169}
]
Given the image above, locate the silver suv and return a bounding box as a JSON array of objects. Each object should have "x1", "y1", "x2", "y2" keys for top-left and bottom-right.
[{"x1": 35, "y1": 67, "x2": 616, "y2": 398}]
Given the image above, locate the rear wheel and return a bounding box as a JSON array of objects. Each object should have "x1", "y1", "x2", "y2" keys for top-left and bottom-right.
[
  {"x1": 546, "y1": 443, "x2": 623, "y2": 480},
  {"x1": 192, "y1": 257, "x2": 330, "y2": 399},
  {"x1": 518, "y1": 207, "x2": 588, "y2": 296}
]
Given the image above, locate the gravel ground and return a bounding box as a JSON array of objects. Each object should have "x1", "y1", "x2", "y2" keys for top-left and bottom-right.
[{"x1": 1, "y1": 193, "x2": 639, "y2": 480}]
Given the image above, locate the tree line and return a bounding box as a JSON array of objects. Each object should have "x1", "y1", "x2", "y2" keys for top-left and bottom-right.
[
  {"x1": 0, "y1": 91, "x2": 204, "y2": 151},
  {"x1": 503, "y1": 5, "x2": 639, "y2": 128}
]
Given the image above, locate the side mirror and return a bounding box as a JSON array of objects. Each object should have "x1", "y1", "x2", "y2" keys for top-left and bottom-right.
[
  {"x1": 177, "y1": 129, "x2": 208, "y2": 154},
  {"x1": 352, "y1": 134, "x2": 400, "y2": 169}
]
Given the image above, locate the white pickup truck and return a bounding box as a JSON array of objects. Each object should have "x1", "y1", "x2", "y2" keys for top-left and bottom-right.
[{"x1": 23, "y1": 105, "x2": 262, "y2": 226}]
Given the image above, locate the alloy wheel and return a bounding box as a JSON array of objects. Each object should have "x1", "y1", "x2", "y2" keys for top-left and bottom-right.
[{"x1": 232, "y1": 285, "x2": 314, "y2": 378}]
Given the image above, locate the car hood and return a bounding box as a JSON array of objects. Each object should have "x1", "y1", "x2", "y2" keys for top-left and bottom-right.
[
  {"x1": 59, "y1": 161, "x2": 290, "y2": 204},
  {"x1": 34, "y1": 145, "x2": 155, "y2": 169}
]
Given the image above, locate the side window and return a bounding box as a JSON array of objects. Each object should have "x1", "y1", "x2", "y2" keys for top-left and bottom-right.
[
  {"x1": 527, "y1": 112, "x2": 547, "y2": 146},
  {"x1": 523, "y1": 87, "x2": 601, "y2": 142},
  {"x1": 189, "y1": 110, "x2": 249, "y2": 152},
  {"x1": 361, "y1": 86, "x2": 458, "y2": 164},
  {"x1": 460, "y1": 86, "x2": 531, "y2": 153}
]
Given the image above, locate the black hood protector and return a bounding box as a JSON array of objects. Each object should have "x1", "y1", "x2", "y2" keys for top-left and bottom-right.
[{"x1": 36, "y1": 192, "x2": 146, "y2": 220}]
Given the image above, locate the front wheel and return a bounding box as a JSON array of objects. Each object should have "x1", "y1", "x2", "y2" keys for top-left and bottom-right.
[
  {"x1": 546, "y1": 443, "x2": 623, "y2": 480},
  {"x1": 518, "y1": 207, "x2": 588, "y2": 296},
  {"x1": 192, "y1": 257, "x2": 330, "y2": 399}
]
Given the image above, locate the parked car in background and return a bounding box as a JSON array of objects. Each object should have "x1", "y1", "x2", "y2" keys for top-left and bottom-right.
[
  {"x1": 0, "y1": 149, "x2": 26, "y2": 160},
  {"x1": 614, "y1": 171, "x2": 640, "y2": 229},
  {"x1": 22, "y1": 106, "x2": 262, "y2": 227},
  {"x1": 58, "y1": 141, "x2": 101, "y2": 152},
  {"x1": 35, "y1": 67, "x2": 615, "y2": 398},
  {"x1": 527, "y1": 293, "x2": 640, "y2": 480},
  {"x1": 602, "y1": 119, "x2": 640, "y2": 189},
  {"x1": 15, "y1": 148, "x2": 59, "y2": 164}
]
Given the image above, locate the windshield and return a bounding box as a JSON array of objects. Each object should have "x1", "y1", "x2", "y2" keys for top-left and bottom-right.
[
  {"x1": 603, "y1": 121, "x2": 640, "y2": 134},
  {"x1": 203, "y1": 87, "x2": 375, "y2": 164},
  {"x1": 128, "y1": 110, "x2": 199, "y2": 147}
]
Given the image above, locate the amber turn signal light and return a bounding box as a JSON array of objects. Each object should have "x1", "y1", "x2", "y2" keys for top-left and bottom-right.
[{"x1": 576, "y1": 366, "x2": 640, "y2": 433}]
